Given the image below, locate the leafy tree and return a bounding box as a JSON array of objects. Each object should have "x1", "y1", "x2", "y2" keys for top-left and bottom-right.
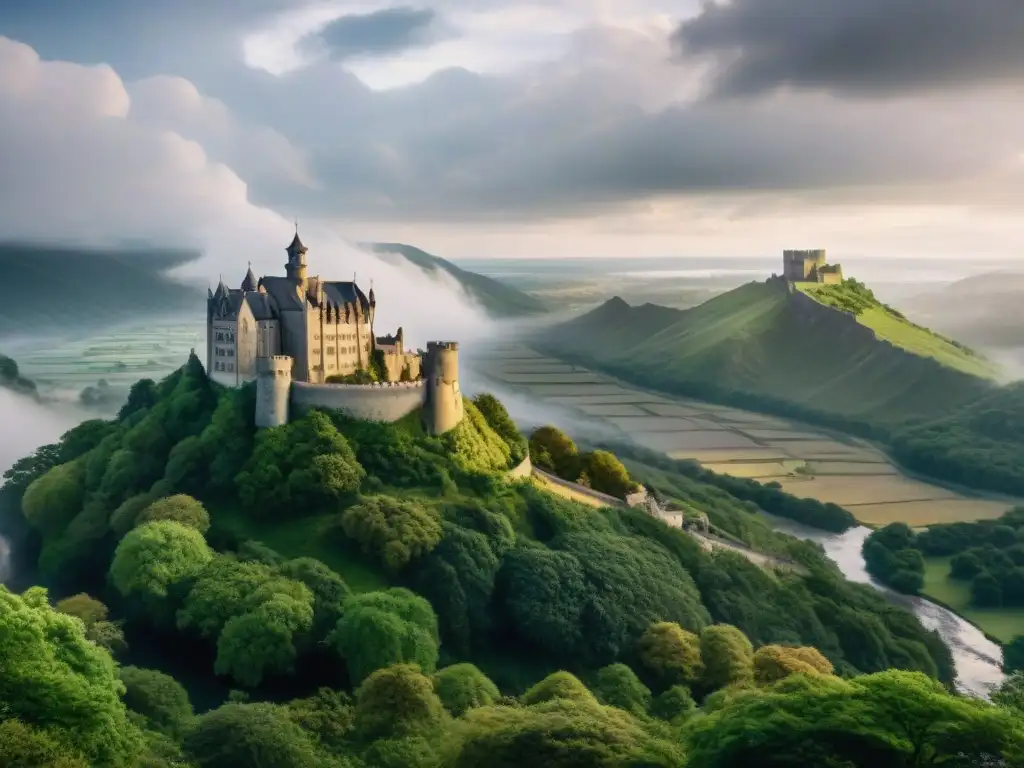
[
  {"x1": 972, "y1": 572, "x2": 1003, "y2": 607},
  {"x1": 182, "y1": 702, "x2": 322, "y2": 768},
  {"x1": 109, "y1": 521, "x2": 213, "y2": 605},
  {"x1": 215, "y1": 595, "x2": 314, "y2": 687},
  {"x1": 279, "y1": 557, "x2": 351, "y2": 638},
  {"x1": 353, "y1": 664, "x2": 447, "y2": 743},
  {"x1": 285, "y1": 688, "x2": 354, "y2": 756},
  {"x1": 992, "y1": 670, "x2": 1024, "y2": 714},
  {"x1": 582, "y1": 450, "x2": 635, "y2": 499},
  {"x1": 54, "y1": 593, "x2": 126, "y2": 654},
  {"x1": 752, "y1": 645, "x2": 834, "y2": 685},
  {"x1": 1003, "y1": 635, "x2": 1024, "y2": 674},
  {"x1": 161, "y1": 435, "x2": 207, "y2": 496},
  {"x1": 521, "y1": 672, "x2": 596, "y2": 706},
  {"x1": 592, "y1": 664, "x2": 651, "y2": 716},
  {"x1": 950, "y1": 550, "x2": 985, "y2": 580},
  {"x1": 452, "y1": 698, "x2": 685, "y2": 768},
  {"x1": 109, "y1": 492, "x2": 156, "y2": 536},
  {"x1": 118, "y1": 378, "x2": 158, "y2": 421},
  {"x1": 341, "y1": 495, "x2": 443, "y2": 571},
  {"x1": 687, "y1": 670, "x2": 1024, "y2": 767},
  {"x1": 637, "y1": 621, "x2": 703, "y2": 686},
  {"x1": 119, "y1": 666, "x2": 194, "y2": 739},
  {"x1": 0, "y1": 586, "x2": 143, "y2": 765},
  {"x1": 441, "y1": 400, "x2": 512, "y2": 473},
  {"x1": 650, "y1": 685, "x2": 696, "y2": 724},
  {"x1": 700, "y1": 624, "x2": 754, "y2": 691},
  {"x1": 0, "y1": 719, "x2": 88, "y2": 768},
  {"x1": 432, "y1": 664, "x2": 500, "y2": 717},
  {"x1": 21, "y1": 459, "x2": 86, "y2": 536},
  {"x1": 529, "y1": 426, "x2": 579, "y2": 479},
  {"x1": 135, "y1": 494, "x2": 211, "y2": 534},
  {"x1": 330, "y1": 589, "x2": 440, "y2": 683},
  {"x1": 198, "y1": 386, "x2": 256, "y2": 495}
]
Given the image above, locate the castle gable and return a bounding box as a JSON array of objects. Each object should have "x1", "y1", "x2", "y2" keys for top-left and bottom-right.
[
  {"x1": 258, "y1": 276, "x2": 304, "y2": 311},
  {"x1": 322, "y1": 281, "x2": 370, "y2": 313}
]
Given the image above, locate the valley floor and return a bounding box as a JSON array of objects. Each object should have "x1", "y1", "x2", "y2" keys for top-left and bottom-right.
[
  {"x1": 921, "y1": 557, "x2": 1024, "y2": 644},
  {"x1": 470, "y1": 343, "x2": 1013, "y2": 527}
]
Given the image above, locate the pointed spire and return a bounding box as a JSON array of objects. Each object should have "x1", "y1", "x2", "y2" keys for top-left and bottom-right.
[{"x1": 241, "y1": 261, "x2": 258, "y2": 292}]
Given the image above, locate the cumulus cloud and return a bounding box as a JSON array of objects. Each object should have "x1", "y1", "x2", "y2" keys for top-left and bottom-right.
[
  {"x1": 674, "y1": 0, "x2": 1024, "y2": 97},
  {"x1": 307, "y1": 7, "x2": 448, "y2": 60},
  {"x1": 0, "y1": 36, "x2": 493, "y2": 348}
]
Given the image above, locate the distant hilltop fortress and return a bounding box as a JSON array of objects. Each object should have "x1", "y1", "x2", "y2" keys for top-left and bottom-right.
[
  {"x1": 782, "y1": 249, "x2": 843, "y2": 284},
  {"x1": 206, "y1": 231, "x2": 463, "y2": 434}
]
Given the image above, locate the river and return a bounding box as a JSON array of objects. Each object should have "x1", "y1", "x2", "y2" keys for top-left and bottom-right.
[{"x1": 767, "y1": 516, "x2": 1005, "y2": 698}]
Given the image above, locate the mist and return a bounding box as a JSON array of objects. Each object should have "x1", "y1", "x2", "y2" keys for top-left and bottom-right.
[{"x1": 0, "y1": 389, "x2": 86, "y2": 476}]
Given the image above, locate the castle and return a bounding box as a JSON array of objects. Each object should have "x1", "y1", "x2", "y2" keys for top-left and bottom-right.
[
  {"x1": 207, "y1": 233, "x2": 463, "y2": 434},
  {"x1": 782, "y1": 250, "x2": 844, "y2": 284}
]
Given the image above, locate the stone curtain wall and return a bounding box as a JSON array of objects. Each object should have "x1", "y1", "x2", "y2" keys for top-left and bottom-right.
[
  {"x1": 531, "y1": 466, "x2": 625, "y2": 508},
  {"x1": 291, "y1": 380, "x2": 425, "y2": 422}
]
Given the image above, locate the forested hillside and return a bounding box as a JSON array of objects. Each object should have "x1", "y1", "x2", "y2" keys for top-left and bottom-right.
[
  {"x1": 537, "y1": 280, "x2": 995, "y2": 434},
  {"x1": 3, "y1": 356, "x2": 1018, "y2": 765}
]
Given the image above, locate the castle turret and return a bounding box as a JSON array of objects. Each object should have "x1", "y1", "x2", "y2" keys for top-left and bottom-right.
[
  {"x1": 285, "y1": 230, "x2": 308, "y2": 292},
  {"x1": 423, "y1": 341, "x2": 463, "y2": 435},
  {"x1": 255, "y1": 355, "x2": 293, "y2": 428}
]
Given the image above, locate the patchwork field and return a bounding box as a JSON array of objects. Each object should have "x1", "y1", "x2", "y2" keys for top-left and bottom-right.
[{"x1": 475, "y1": 342, "x2": 1017, "y2": 526}]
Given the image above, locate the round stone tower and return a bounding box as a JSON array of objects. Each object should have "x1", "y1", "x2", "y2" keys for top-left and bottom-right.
[
  {"x1": 255, "y1": 355, "x2": 293, "y2": 428},
  {"x1": 424, "y1": 341, "x2": 464, "y2": 436}
]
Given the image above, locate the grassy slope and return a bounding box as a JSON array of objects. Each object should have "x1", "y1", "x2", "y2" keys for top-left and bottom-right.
[
  {"x1": 540, "y1": 280, "x2": 995, "y2": 428},
  {"x1": 797, "y1": 284, "x2": 999, "y2": 379},
  {"x1": 921, "y1": 557, "x2": 1024, "y2": 643},
  {"x1": 367, "y1": 242, "x2": 548, "y2": 318}
]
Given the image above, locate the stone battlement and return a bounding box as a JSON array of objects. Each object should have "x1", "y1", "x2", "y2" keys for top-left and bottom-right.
[
  {"x1": 292, "y1": 379, "x2": 426, "y2": 391},
  {"x1": 427, "y1": 341, "x2": 459, "y2": 351}
]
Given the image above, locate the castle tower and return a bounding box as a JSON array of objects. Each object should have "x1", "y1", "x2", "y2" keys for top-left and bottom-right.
[
  {"x1": 285, "y1": 230, "x2": 308, "y2": 292},
  {"x1": 255, "y1": 355, "x2": 293, "y2": 428},
  {"x1": 423, "y1": 341, "x2": 463, "y2": 435}
]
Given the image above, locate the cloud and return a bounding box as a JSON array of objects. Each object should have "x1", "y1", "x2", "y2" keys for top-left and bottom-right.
[
  {"x1": 308, "y1": 7, "x2": 447, "y2": 60},
  {"x1": 0, "y1": 36, "x2": 493, "y2": 347},
  {"x1": 673, "y1": 0, "x2": 1024, "y2": 97}
]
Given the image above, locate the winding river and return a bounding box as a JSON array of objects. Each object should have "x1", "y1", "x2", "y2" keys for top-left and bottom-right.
[{"x1": 768, "y1": 516, "x2": 1005, "y2": 698}]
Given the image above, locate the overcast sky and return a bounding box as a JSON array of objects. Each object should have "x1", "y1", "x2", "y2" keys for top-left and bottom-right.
[{"x1": 1, "y1": 0, "x2": 1023, "y2": 261}]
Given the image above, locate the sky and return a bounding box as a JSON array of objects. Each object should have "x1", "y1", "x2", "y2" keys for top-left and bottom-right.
[{"x1": 1, "y1": 1, "x2": 1023, "y2": 262}]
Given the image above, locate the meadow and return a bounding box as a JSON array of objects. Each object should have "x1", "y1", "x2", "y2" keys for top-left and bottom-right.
[
  {"x1": 472, "y1": 342, "x2": 1015, "y2": 528},
  {"x1": 922, "y1": 557, "x2": 1024, "y2": 643}
]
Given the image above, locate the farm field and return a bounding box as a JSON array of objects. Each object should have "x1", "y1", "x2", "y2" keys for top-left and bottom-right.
[
  {"x1": 471, "y1": 342, "x2": 1016, "y2": 527},
  {"x1": 922, "y1": 557, "x2": 1024, "y2": 643}
]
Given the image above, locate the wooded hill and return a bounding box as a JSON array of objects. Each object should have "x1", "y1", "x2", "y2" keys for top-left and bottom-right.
[{"x1": 4, "y1": 356, "x2": 1015, "y2": 766}]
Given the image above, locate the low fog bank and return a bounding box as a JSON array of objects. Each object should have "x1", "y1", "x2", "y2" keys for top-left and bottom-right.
[{"x1": 0, "y1": 388, "x2": 86, "y2": 476}]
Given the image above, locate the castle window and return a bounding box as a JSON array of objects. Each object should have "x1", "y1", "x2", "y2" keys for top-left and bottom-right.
[
  {"x1": 216, "y1": 332, "x2": 224, "y2": 342},
  {"x1": 315, "y1": 334, "x2": 320, "y2": 340},
  {"x1": 228, "y1": 363, "x2": 234, "y2": 372},
  {"x1": 327, "y1": 346, "x2": 335, "y2": 354},
  {"x1": 228, "y1": 349, "x2": 234, "y2": 357},
  {"x1": 312, "y1": 349, "x2": 320, "y2": 356},
  {"x1": 328, "y1": 363, "x2": 335, "y2": 370}
]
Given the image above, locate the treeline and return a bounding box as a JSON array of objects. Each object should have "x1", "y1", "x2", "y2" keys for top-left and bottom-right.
[
  {"x1": 528, "y1": 425, "x2": 640, "y2": 499},
  {"x1": 0, "y1": 357, "x2": 988, "y2": 765}
]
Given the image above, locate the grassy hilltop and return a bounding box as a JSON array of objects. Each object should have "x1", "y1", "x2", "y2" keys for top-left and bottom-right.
[
  {"x1": 9, "y1": 356, "x2": 1023, "y2": 766},
  {"x1": 537, "y1": 278, "x2": 997, "y2": 433}
]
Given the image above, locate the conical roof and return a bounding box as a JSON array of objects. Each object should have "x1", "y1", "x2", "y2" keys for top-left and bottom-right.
[
  {"x1": 241, "y1": 264, "x2": 258, "y2": 292},
  {"x1": 286, "y1": 232, "x2": 307, "y2": 256}
]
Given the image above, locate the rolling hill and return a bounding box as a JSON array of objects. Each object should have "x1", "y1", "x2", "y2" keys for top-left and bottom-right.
[
  {"x1": 367, "y1": 242, "x2": 548, "y2": 318},
  {"x1": 535, "y1": 278, "x2": 997, "y2": 434}
]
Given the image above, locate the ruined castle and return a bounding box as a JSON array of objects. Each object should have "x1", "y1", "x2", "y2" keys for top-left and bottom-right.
[
  {"x1": 782, "y1": 249, "x2": 844, "y2": 284},
  {"x1": 206, "y1": 233, "x2": 464, "y2": 434}
]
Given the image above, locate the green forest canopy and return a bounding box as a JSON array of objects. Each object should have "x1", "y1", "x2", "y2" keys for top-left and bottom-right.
[{"x1": 2, "y1": 355, "x2": 1021, "y2": 765}]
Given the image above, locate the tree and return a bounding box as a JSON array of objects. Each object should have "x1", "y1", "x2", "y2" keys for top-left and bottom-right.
[
  {"x1": 0, "y1": 719, "x2": 88, "y2": 768},
  {"x1": 637, "y1": 621, "x2": 703, "y2": 686},
  {"x1": 109, "y1": 492, "x2": 156, "y2": 536},
  {"x1": 341, "y1": 495, "x2": 443, "y2": 571},
  {"x1": 353, "y1": 664, "x2": 447, "y2": 743},
  {"x1": 135, "y1": 494, "x2": 211, "y2": 534},
  {"x1": 592, "y1": 664, "x2": 651, "y2": 716},
  {"x1": 650, "y1": 685, "x2": 696, "y2": 725},
  {"x1": 1003, "y1": 635, "x2": 1024, "y2": 674},
  {"x1": 119, "y1": 666, "x2": 194, "y2": 739},
  {"x1": 433, "y1": 664, "x2": 500, "y2": 717},
  {"x1": 182, "y1": 702, "x2": 322, "y2": 768},
  {"x1": 55, "y1": 593, "x2": 126, "y2": 654},
  {"x1": 529, "y1": 426, "x2": 579, "y2": 479},
  {"x1": 993, "y1": 670, "x2": 1024, "y2": 714},
  {"x1": 109, "y1": 521, "x2": 213, "y2": 605},
  {"x1": 521, "y1": 672, "x2": 596, "y2": 706},
  {"x1": 752, "y1": 645, "x2": 834, "y2": 686},
  {"x1": 21, "y1": 459, "x2": 86, "y2": 535},
  {"x1": 972, "y1": 572, "x2": 1003, "y2": 607},
  {"x1": 0, "y1": 586, "x2": 143, "y2": 765},
  {"x1": 700, "y1": 624, "x2": 754, "y2": 691},
  {"x1": 215, "y1": 595, "x2": 314, "y2": 687},
  {"x1": 582, "y1": 450, "x2": 634, "y2": 499},
  {"x1": 279, "y1": 557, "x2": 351, "y2": 639},
  {"x1": 330, "y1": 589, "x2": 440, "y2": 683},
  {"x1": 950, "y1": 550, "x2": 985, "y2": 580},
  {"x1": 285, "y1": 688, "x2": 354, "y2": 757},
  {"x1": 473, "y1": 393, "x2": 527, "y2": 463}
]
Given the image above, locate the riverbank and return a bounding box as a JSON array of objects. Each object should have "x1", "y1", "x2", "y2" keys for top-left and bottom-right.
[{"x1": 921, "y1": 557, "x2": 1024, "y2": 645}]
